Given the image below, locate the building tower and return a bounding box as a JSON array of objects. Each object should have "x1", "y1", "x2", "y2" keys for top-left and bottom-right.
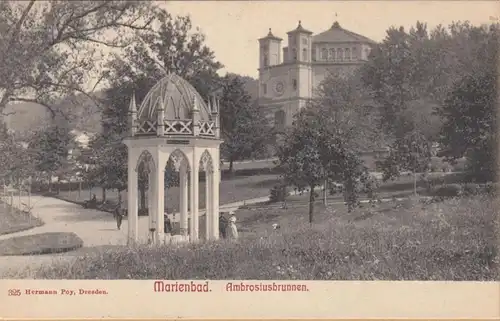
[
  {"x1": 258, "y1": 29, "x2": 282, "y2": 99},
  {"x1": 285, "y1": 21, "x2": 313, "y2": 125}
]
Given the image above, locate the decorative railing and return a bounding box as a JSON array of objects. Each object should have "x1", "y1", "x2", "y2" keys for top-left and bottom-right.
[
  {"x1": 199, "y1": 121, "x2": 216, "y2": 137},
  {"x1": 164, "y1": 119, "x2": 193, "y2": 135},
  {"x1": 136, "y1": 120, "x2": 158, "y2": 136},
  {"x1": 134, "y1": 119, "x2": 216, "y2": 137}
]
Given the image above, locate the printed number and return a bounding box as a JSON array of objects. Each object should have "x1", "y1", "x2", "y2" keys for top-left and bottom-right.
[{"x1": 8, "y1": 289, "x2": 21, "y2": 296}]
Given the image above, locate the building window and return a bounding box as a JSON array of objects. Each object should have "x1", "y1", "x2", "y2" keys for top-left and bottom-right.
[
  {"x1": 329, "y1": 48, "x2": 335, "y2": 61},
  {"x1": 292, "y1": 48, "x2": 297, "y2": 61},
  {"x1": 321, "y1": 48, "x2": 327, "y2": 60},
  {"x1": 337, "y1": 48, "x2": 343, "y2": 61},
  {"x1": 345, "y1": 48, "x2": 350, "y2": 61},
  {"x1": 351, "y1": 47, "x2": 357, "y2": 60},
  {"x1": 302, "y1": 38, "x2": 308, "y2": 45},
  {"x1": 312, "y1": 47, "x2": 316, "y2": 61},
  {"x1": 302, "y1": 48, "x2": 307, "y2": 61},
  {"x1": 261, "y1": 83, "x2": 267, "y2": 95},
  {"x1": 292, "y1": 79, "x2": 297, "y2": 91},
  {"x1": 263, "y1": 53, "x2": 268, "y2": 67},
  {"x1": 365, "y1": 48, "x2": 371, "y2": 58}
]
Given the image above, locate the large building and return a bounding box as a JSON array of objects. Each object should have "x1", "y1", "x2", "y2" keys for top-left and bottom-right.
[{"x1": 258, "y1": 21, "x2": 375, "y2": 129}]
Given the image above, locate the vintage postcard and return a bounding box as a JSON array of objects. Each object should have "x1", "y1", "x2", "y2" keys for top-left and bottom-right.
[{"x1": 0, "y1": 0, "x2": 498, "y2": 319}]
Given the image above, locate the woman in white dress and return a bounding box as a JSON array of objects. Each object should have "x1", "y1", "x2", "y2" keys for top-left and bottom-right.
[{"x1": 226, "y1": 212, "x2": 238, "y2": 240}]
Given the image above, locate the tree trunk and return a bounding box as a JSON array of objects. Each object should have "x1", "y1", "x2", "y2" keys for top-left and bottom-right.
[
  {"x1": 102, "y1": 187, "x2": 106, "y2": 202},
  {"x1": 413, "y1": 171, "x2": 417, "y2": 196},
  {"x1": 308, "y1": 185, "x2": 315, "y2": 225},
  {"x1": 323, "y1": 179, "x2": 328, "y2": 206},
  {"x1": 228, "y1": 158, "x2": 234, "y2": 174}
]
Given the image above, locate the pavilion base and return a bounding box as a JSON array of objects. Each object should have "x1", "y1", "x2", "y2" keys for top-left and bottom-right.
[{"x1": 164, "y1": 234, "x2": 190, "y2": 244}]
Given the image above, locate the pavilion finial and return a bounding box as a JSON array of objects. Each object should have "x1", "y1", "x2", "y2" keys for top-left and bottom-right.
[{"x1": 129, "y1": 92, "x2": 137, "y2": 113}]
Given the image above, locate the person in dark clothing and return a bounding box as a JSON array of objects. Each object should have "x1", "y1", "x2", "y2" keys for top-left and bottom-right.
[
  {"x1": 114, "y1": 206, "x2": 123, "y2": 230},
  {"x1": 164, "y1": 213, "x2": 172, "y2": 234},
  {"x1": 219, "y1": 213, "x2": 228, "y2": 239}
]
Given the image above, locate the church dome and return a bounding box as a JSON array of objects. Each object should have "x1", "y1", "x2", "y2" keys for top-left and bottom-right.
[{"x1": 137, "y1": 74, "x2": 211, "y2": 122}]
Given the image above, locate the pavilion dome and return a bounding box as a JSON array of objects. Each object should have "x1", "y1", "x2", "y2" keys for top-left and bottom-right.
[{"x1": 137, "y1": 73, "x2": 212, "y2": 122}]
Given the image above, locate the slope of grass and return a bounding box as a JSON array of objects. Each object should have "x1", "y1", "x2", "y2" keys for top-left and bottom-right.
[
  {"x1": 0, "y1": 202, "x2": 44, "y2": 235},
  {"x1": 18, "y1": 194, "x2": 499, "y2": 280}
]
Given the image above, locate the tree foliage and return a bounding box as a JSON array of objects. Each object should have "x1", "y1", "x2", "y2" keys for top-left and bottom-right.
[
  {"x1": 28, "y1": 123, "x2": 74, "y2": 186},
  {"x1": 0, "y1": 0, "x2": 156, "y2": 116},
  {"x1": 361, "y1": 21, "x2": 499, "y2": 181},
  {"x1": 0, "y1": 122, "x2": 33, "y2": 185},
  {"x1": 437, "y1": 70, "x2": 497, "y2": 182},
  {"x1": 219, "y1": 74, "x2": 271, "y2": 171}
]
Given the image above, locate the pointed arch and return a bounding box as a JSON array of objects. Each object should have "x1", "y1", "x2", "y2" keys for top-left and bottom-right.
[
  {"x1": 135, "y1": 150, "x2": 155, "y2": 173},
  {"x1": 199, "y1": 149, "x2": 214, "y2": 173},
  {"x1": 168, "y1": 149, "x2": 191, "y2": 172}
]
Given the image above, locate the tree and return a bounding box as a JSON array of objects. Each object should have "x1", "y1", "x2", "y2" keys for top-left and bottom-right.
[
  {"x1": 0, "y1": 1, "x2": 157, "y2": 117},
  {"x1": 276, "y1": 73, "x2": 380, "y2": 223},
  {"x1": 437, "y1": 70, "x2": 496, "y2": 182},
  {"x1": 436, "y1": 24, "x2": 498, "y2": 182},
  {"x1": 219, "y1": 74, "x2": 271, "y2": 172},
  {"x1": 28, "y1": 123, "x2": 74, "y2": 191},
  {"x1": 360, "y1": 22, "x2": 454, "y2": 185},
  {"x1": 0, "y1": 121, "x2": 33, "y2": 185}
]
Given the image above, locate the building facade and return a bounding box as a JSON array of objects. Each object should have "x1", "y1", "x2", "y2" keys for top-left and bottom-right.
[{"x1": 258, "y1": 21, "x2": 375, "y2": 129}]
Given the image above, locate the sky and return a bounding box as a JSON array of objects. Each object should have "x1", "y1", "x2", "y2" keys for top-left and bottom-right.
[{"x1": 163, "y1": 1, "x2": 498, "y2": 78}]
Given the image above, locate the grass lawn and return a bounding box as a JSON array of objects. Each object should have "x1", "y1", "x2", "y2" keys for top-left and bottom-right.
[
  {"x1": 0, "y1": 232, "x2": 83, "y2": 256},
  {"x1": 19, "y1": 193, "x2": 499, "y2": 280},
  {"x1": 0, "y1": 202, "x2": 44, "y2": 235},
  {"x1": 55, "y1": 174, "x2": 280, "y2": 212}
]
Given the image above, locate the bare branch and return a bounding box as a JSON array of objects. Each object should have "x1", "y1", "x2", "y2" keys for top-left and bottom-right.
[{"x1": 9, "y1": 97, "x2": 58, "y2": 119}]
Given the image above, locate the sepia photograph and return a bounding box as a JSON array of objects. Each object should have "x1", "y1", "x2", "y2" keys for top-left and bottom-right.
[{"x1": 0, "y1": 0, "x2": 498, "y2": 286}]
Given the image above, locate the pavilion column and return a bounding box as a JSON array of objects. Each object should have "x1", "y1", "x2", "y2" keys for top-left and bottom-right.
[
  {"x1": 210, "y1": 167, "x2": 220, "y2": 240},
  {"x1": 127, "y1": 154, "x2": 139, "y2": 245},
  {"x1": 155, "y1": 156, "x2": 165, "y2": 244},
  {"x1": 205, "y1": 171, "x2": 212, "y2": 240},
  {"x1": 189, "y1": 162, "x2": 199, "y2": 242},
  {"x1": 179, "y1": 165, "x2": 189, "y2": 238},
  {"x1": 148, "y1": 170, "x2": 156, "y2": 244}
]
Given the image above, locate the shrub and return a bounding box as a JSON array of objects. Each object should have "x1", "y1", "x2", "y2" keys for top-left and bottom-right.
[
  {"x1": 0, "y1": 232, "x2": 83, "y2": 256},
  {"x1": 269, "y1": 183, "x2": 288, "y2": 203},
  {"x1": 431, "y1": 183, "x2": 462, "y2": 198},
  {"x1": 461, "y1": 183, "x2": 481, "y2": 196}
]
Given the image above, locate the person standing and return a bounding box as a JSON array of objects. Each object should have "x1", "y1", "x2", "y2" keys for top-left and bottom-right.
[
  {"x1": 164, "y1": 212, "x2": 172, "y2": 234},
  {"x1": 226, "y1": 211, "x2": 238, "y2": 240},
  {"x1": 219, "y1": 213, "x2": 228, "y2": 239},
  {"x1": 114, "y1": 205, "x2": 123, "y2": 230}
]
